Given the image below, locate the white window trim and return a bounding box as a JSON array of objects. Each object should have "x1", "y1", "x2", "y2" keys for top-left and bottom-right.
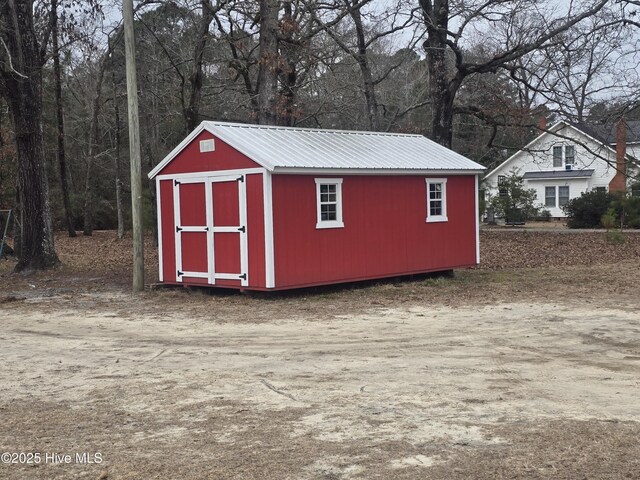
[
  {"x1": 315, "y1": 178, "x2": 344, "y2": 229},
  {"x1": 426, "y1": 178, "x2": 448, "y2": 223}
]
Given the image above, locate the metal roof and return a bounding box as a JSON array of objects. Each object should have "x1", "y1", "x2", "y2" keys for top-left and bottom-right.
[
  {"x1": 149, "y1": 121, "x2": 485, "y2": 178},
  {"x1": 523, "y1": 169, "x2": 594, "y2": 180}
]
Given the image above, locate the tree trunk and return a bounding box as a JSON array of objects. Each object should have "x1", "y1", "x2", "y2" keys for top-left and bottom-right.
[
  {"x1": 257, "y1": 0, "x2": 280, "y2": 125},
  {"x1": 421, "y1": 0, "x2": 456, "y2": 148},
  {"x1": 0, "y1": 0, "x2": 59, "y2": 271},
  {"x1": 278, "y1": 1, "x2": 298, "y2": 127},
  {"x1": 350, "y1": 3, "x2": 379, "y2": 130},
  {"x1": 9, "y1": 91, "x2": 59, "y2": 270},
  {"x1": 113, "y1": 75, "x2": 125, "y2": 240},
  {"x1": 185, "y1": 0, "x2": 215, "y2": 133},
  {"x1": 83, "y1": 53, "x2": 110, "y2": 236},
  {"x1": 52, "y1": 0, "x2": 76, "y2": 237}
]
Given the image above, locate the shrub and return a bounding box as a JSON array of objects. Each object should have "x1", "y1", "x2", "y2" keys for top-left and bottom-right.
[
  {"x1": 565, "y1": 190, "x2": 613, "y2": 228},
  {"x1": 537, "y1": 209, "x2": 552, "y2": 222},
  {"x1": 488, "y1": 173, "x2": 538, "y2": 223},
  {"x1": 601, "y1": 207, "x2": 617, "y2": 230}
]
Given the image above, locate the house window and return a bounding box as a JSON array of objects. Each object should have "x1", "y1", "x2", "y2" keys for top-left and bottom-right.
[
  {"x1": 553, "y1": 146, "x2": 563, "y2": 168},
  {"x1": 545, "y1": 186, "x2": 556, "y2": 207},
  {"x1": 553, "y1": 145, "x2": 576, "y2": 167},
  {"x1": 426, "y1": 178, "x2": 448, "y2": 223},
  {"x1": 497, "y1": 175, "x2": 507, "y2": 197},
  {"x1": 564, "y1": 146, "x2": 575, "y2": 165},
  {"x1": 594, "y1": 186, "x2": 607, "y2": 193},
  {"x1": 315, "y1": 178, "x2": 343, "y2": 229},
  {"x1": 558, "y1": 185, "x2": 570, "y2": 207}
]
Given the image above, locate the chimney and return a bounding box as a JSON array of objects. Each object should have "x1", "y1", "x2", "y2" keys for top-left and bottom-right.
[
  {"x1": 538, "y1": 116, "x2": 547, "y2": 131},
  {"x1": 609, "y1": 117, "x2": 627, "y2": 193}
]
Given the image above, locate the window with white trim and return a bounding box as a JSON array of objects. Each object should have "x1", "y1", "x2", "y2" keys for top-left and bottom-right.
[
  {"x1": 553, "y1": 146, "x2": 563, "y2": 168},
  {"x1": 558, "y1": 185, "x2": 570, "y2": 207},
  {"x1": 545, "y1": 186, "x2": 556, "y2": 207},
  {"x1": 553, "y1": 144, "x2": 576, "y2": 168},
  {"x1": 315, "y1": 178, "x2": 344, "y2": 229},
  {"x1": 426, "y1": 178, "x2": 448, "y2": 222}
]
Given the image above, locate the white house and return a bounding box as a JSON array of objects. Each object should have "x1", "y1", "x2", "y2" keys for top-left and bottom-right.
[{"x1": 484, "y1": 120, "x2": 639, "y2": 218}]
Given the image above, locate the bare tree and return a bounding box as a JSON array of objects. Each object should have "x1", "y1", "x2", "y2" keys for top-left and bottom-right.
[
  {"x1": 0, "y1": 0, "x2": 60, "y2": 270},
  {"x1": 418, "y1": 0, "x2": 610, "y2": 148}
]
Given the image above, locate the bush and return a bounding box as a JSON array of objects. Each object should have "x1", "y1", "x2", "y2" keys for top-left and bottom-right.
[
  {"x1": 488, "y1": 173, "x2": 539, "y2": 223},
  {"x1": 537, "y1": 209, "x2": 552, "y2": 222},
  {"x1": 565, "y1": 190, "x2": 613, "y2": 228},
  {"x1": 601, "y1": 207, "x2": 617, "y2": 230}
]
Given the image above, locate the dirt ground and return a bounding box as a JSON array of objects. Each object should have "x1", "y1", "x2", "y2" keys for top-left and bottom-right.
[{"x1": 1, "y1": 231, "x2": 640, "y2": 479}]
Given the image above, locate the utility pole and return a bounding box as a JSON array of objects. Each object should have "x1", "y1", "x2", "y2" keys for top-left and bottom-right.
[{"x1": 123, "y1": 0, "x2": 145, "y2": 292}]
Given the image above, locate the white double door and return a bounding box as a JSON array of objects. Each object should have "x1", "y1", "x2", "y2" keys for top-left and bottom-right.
[{"x1": 173, "y1": 174, "x2": 248, "y2": 286}]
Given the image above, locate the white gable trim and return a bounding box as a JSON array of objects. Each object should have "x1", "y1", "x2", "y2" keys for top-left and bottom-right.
[
  {"x1": 149, "y1": 123, "x2": 208, "y2": 179},
  {"x1": 484, "y1": 121, "x2": 617, "y2": 181}
]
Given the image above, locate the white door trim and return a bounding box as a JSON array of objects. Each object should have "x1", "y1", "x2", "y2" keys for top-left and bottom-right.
[
  {"x1": 263, "y1": 171, "x2": 275, "y2": 288},
  {"x1": 156, "y1": 177, "x2": 164, "y2": 282}
]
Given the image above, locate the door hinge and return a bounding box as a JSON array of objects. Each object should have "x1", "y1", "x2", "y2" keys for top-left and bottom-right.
[
  {"x1": 237, "y1": 226, "x2": 245, "y2": 233},
  {"x1": 177, "y1": 270, "x2": 184, "y2": 277},
  {"x1": 237, "y1": 175, "x2": 244, "y2": 182},
  {"x1": 239, "y1": 273, "x2": 247, "y2": 280},
  {"x1": 174, "y1": 179, "x2": 180, "y2": 186},
  {"x1": 176, "y1": 226, "x2": 183, "y2": 232}
]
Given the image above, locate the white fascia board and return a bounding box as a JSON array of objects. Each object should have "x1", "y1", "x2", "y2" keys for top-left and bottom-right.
[
  {"x1": 205, "y1": 123, "x2": 275, "y2": 171},
  {"x1": 148, "y1": 123, "x2": 208, "y2": 179},
  {"x1": 271, "y1": 167, "x2": 484, "y2": 176},
  {"x1": 148, "y1": 123, "x2": 276, "y2": 179}
]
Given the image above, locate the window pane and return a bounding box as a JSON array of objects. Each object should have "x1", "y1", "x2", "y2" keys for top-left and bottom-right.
[
  {"x1": 565, "y1": 146, "x2": 575, "y2": 164},
  {"x1": 553, "y1": 146, "x2": 563, "y2": 167},
  {"x1": 321, "y1": 204, "x2": 336, "y2": 221},
  {"x1": 320, "y1": 193, "x2": 329, "y2": 202},
  {"x1": 558, "y1": 186, "x2": 570, "y2": 206},
  {"x1": 545, "y1": 186, "x2": 556, "y2": 207},
  {"x1": 320, "y1": 184, "x2": 328, "y2": 193},
  {"x1": 498, "y1": 175, "x2": 506, "y2": 185},
  {"x1": 327, "y1": 184, "x2": 336, "y2": 193},
  {"x1": 430, "y1": 201, "x2": 442, "y2": 216},
  {"x1": 328, "y1": 193, "x2": 336, "y2": 202}
]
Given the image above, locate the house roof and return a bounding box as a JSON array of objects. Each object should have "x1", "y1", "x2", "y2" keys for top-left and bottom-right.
[
  {"x1": 522, "y1": 169, "x2": 594, "y2": 180},
  {"x1": 149, "y1": 121, "x2": 485, "y2": 178},
  {"x1": 571, "y1": 121, "x2": 640, "y2": 145}
]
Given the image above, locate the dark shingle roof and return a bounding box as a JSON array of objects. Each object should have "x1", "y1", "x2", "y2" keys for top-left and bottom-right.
[
  {"x1": 523, "y1": 169, "x2": 595, "y2": 180},
  {"x1": 571, "y1": 121, "x2": 640, "y2": 145}
]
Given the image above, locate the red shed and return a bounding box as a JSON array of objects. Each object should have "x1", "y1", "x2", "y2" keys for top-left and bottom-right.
[{"x1": 148, "y1": 121, "x2": 485, "y2": 290}]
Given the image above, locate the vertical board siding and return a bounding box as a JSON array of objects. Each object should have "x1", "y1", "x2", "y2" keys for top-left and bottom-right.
[
  {"x1": 272, "y1": 175, "x2": 476, "y2": 288},
  {"x1": 158, "y1": 131, "x2": 260, "y2": 175},
  {"x1": 159, "y1": 179, "x2": 176, "y2": 282}
]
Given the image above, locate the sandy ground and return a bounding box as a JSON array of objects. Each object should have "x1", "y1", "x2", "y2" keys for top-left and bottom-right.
[
  {"x1": 1, "y1": 274, "x2": 640, "y2": 479},
  {"x1": 1, "y1": 230, "x2": 640, "y2": 478}
]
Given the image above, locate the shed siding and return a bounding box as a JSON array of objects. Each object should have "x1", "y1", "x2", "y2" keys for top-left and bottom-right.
[
  {"x1": 246, "y1": 173, "x2": 266, "y2": 288},
  {"x1": 271, "y1": 175, "x2": 476, "y2": 288},
  {"x1": 157, "y1": 131, "x2": 260, "y2": 176}
]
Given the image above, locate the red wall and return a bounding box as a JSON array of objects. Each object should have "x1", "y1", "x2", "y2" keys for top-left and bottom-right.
[
  {"x1": 271, "y1": 175, "x2": 477, "y2": 288},
  {"x1": 158, "y1": 131, "x2": 260, "y2": 175}
]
